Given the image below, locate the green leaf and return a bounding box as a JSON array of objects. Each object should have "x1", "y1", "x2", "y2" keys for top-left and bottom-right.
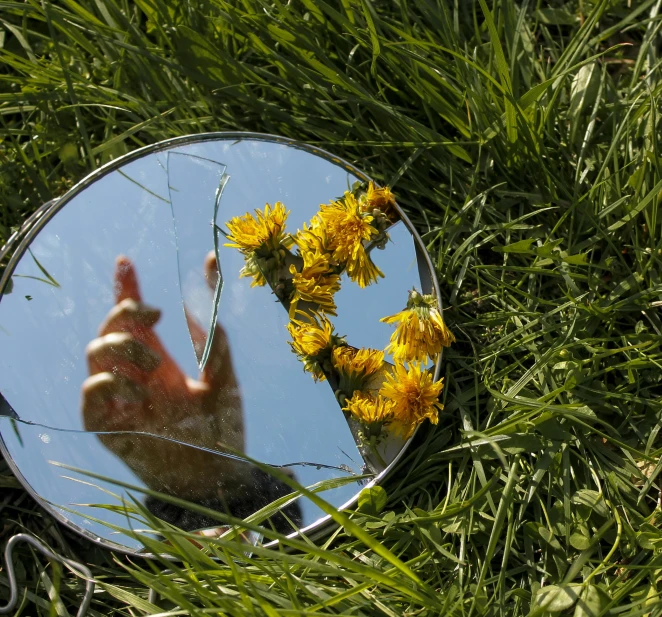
[
  {"x1": 533, "y1": 584, "x2": 582, "y2": 612},
  {"x1": 606, "y1": 272, "x2": 644, "y2": 303},
  {"x1": 359, "y1": 0, "x2": 380, "y2": 76},
  {"x1": 101, "y1": 583, "x2": 161, "y2": 613},
  {"x1": 572, "y1": 490, "x2": 609, "y2": 519},
  {"x1": 607, "y1": 178, "x2": 662, "y2": 231},
  {"x1": 358, "y1": 485, "x2": 388, "y2": 515},
  {"x1": 418, "y1": 527, "x2": 465, "y2": 564},
  {"x1": 26, "y1": 249, "x2": 60, "y2": 288},
  {"x1": 637, "y1": 531, "x2": 662, "y2": 550},
  {"x1": 476, "y1": 433, "x2": 545, "y2": 457},
  {"x1": 534, "y1": 239, "x2": 563, "y2": 257},
  {"x1": 266, "y1": 24, "x2": 297, "y2": 44},
  {"x1": 539, "y1": 526, "x2": 563, "y2": 550},
  {"x1": 492, "y1": 238, "x2": 537, "y2": 253},
  {"x1": 569, "y1": 63, "x2": 600, "y2": 117},
  {"x1": 570, "y1": 532, "x2": 591, "y2": 551},
  {"x1": 563, "y1": 253, "x2": 589, "y2": 265},
  {"x1": 477, "y1": 0, "x2": 516, "y2": 143},
  {"x1": 537, "y1": 8, "x2": 579, "y2": 25},
  {"x1": 573, "y1": 585, "x2": 611, "y2": 617}
]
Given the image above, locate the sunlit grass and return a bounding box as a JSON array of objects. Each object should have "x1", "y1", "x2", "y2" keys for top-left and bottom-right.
[{"x1": 2, "y1": 0, "x2": 662, "y2": 615}]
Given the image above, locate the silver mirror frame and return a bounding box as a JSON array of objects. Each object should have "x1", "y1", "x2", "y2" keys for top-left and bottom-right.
[{"x1": 0, "y1": 132, "x2": 442, "y2": 555}]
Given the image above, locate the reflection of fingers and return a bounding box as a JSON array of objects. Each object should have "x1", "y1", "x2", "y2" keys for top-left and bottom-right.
[
  {"x1": 87, "y1": 332, "x2": 161, "y2": 378},
  {"x1": 204, "y1": 251, "x2": 220, "y2": 291},
  {"x1": 115, "y1": 256, "x2": 142, "y2": 303},
  {"x1": 81, "y1": 372, "x2": 146, "y2": 433},
  {"x1": 99, "y1": 299, "x2": 161, "y2": 336},
  {"x1": 100, "y1": 294, "x2": 186, "y2": 391}
]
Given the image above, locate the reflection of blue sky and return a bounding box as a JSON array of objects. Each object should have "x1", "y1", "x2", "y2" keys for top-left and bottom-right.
[
  {"x1": 0, "y1": 139, "x2": 426, "y2": 547},
  {"x1": 334, "y1": 222, "x2": 432, "y2": 370},
  {"x1": 0, "y1": 418, "x2": 155, "y2": 551}
]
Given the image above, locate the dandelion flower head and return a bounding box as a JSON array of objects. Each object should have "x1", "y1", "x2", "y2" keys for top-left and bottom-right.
[
  {"x1": 382, "y1": 289, "x2": 455, "y2": 363},
  {"x1": 343, "y1": 391, "x2": 396, "y2": 426},
  {"x1": 236, "y1": 252, "x2": 267, "y2": 287},
  {"x1": 316, "y1": 194, "x2": 384, "y2": 288},
  {"x1": 287, "y1": 314, "x2": 343, "y2": 381},
  {"x1": 319, "y1": 193, "x2": 377, "y2": 258},
  {"x1": 225, "y1": 202, "x2": 292, "y2": 255},
  {"x1": 379, "y1": 362, "x2": 444, "y2": 437},
  {"x1": 332, "y1": 346, "x2": 384, "y2": 394},
  {"x1": 365, "y1": 181, "x2": 396, "y2": 214},
  {"x1": 289, "y1": 250, "x2": 341, "y2": 317},
  {"x1": 294, "y1": 220, "x2": 331, "y2": 257}
]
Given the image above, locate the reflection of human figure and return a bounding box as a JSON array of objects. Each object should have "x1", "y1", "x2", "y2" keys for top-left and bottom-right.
[{"x1": 81, "y1": 255, "x2": 301, "y2": 532}]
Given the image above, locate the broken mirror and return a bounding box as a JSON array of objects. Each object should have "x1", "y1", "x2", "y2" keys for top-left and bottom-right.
[{"x1": 0, "y1": 134, "x2": 444, "y2": 553}]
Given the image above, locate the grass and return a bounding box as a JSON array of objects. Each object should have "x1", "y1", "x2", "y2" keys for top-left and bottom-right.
[{"x1": 2, "y1": 0, "x2": 662, "y2": 614}]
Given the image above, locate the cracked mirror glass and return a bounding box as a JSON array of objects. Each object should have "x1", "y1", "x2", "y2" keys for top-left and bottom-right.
[{"x1": 0, "y1": 137, "x2": 438, "y2": 552}]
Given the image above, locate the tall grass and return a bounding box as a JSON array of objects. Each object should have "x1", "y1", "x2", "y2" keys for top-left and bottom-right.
[{"x1": 2, "y1": 0, "x2": 662, "y2": 615}]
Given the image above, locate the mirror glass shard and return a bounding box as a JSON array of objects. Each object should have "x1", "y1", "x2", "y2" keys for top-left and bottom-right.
[
  {"x1": 167, "y1": 152, "x2": 228, "y2": 369},
  {"x1": 0, "y1": 136, "x2": 439, "y2": 552}
]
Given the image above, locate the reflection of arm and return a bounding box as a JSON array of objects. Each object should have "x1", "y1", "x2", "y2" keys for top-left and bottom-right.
[
  {"x1": 81, "y1": 255, "x2": 304, "y2": 530},
  {"x1": 81, "y1": 255, "x2": 245, "y2": 500}
]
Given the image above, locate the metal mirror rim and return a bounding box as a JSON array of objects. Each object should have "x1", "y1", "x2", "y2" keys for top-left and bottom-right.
[{"x1": 0, "y1": 131, "x2": 442, "y2": 556}]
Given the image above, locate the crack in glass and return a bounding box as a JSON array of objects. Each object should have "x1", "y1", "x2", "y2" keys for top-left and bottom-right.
[{"x1": 1, "y1": 413, "x2": 358, "y2": 475}]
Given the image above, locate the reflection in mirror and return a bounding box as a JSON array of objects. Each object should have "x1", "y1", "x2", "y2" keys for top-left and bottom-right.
[
  {"x1": 0, "y1": 417, "x2": 316, "y2": 550},
  {"x1": 222, "y1": 183, "x2": 452, "y2": 470},
  {"x1": 167, "y1": 152, "x2": 228, "y2": 370},
  {"x1": 0, "y1": 137, "x2": 449, "y2": 551}
]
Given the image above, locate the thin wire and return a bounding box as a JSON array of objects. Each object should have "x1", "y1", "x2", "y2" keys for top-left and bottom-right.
[{"x1": 0, "y1": 533, "x2": 94, "y2": 616}]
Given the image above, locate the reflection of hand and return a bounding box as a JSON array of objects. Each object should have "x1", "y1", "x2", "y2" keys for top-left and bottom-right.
[{"x1": 81, "y1": 255, "x2": 245, "y2": 500}]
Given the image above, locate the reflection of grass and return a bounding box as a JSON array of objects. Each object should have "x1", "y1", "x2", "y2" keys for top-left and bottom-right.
[
  {"x1": 9, "y1": 418, "x2": 22, "y2": 447},
  {"x1": 1, "y1": 1, "x2": 662, "y2": 615},
  {"x1": 12, "y1": 249, "x2": 61, "y2": 288},
  {"x1": 117, "y1": 170, "x2": 170, "y2": 204}
]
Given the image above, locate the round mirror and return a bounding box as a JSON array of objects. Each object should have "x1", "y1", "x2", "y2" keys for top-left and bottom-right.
[{"x1": 0, "y1": 134, "x2": 445, "y2": 553}]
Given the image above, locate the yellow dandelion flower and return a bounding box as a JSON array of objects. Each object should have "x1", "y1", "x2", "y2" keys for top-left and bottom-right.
[
  {"x1": 225, "y1": 202, "x2": 292, "y2": 254},
  {"x1": 344, "y1": 243, "x2": 384, "y2": 288},
  {"x1": 238, "y1": 252, "x2": 267, "y2": 287},
  {"x1": 365, "y1": 181, "x2": 396, "y2": 214},
  {"x1": 319, "y1": 193, "x2": 378, "y2": 255},
  {"x1": 316, "y1": 194, "x2": 384, "y2": 288},
  {"x1": 293, "y1": 221, "x2": 332, "y2": 257},
  {"x1": 287, "y1": 315, "x2": 334, "y2": 357},
  {"x1": 287, "y1": 314, "x2": 343, "y2": 381},
  {"x1": 379, "y1": 363, "x2": 443, "y2": 437},
  {"x1": 343, "y1": 391, "x2": 395, "y2": 426},
  {"x1": 332, "y1": 346, "x2": 385, "y2": 395},
  {"x1": 289, "y1": 250, "x2": 341, "y2": 317},
  {"x1": 382, "y1": 289, "x2": 455, "y2": 363},
  {"x1": 333, "y1": 346, "x2": 384, "y2": 376}
]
